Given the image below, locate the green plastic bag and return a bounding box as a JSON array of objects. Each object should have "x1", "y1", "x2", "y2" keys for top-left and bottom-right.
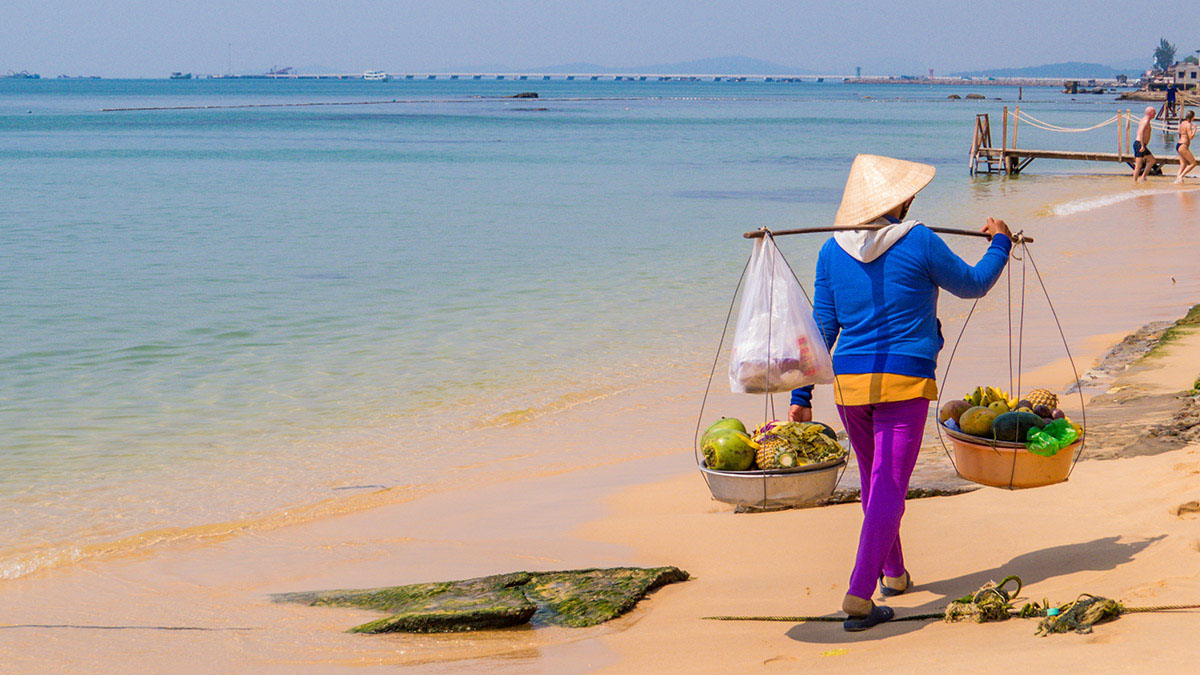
[
  {"x1": 1043, "y1": 419, "x2": 1079, "y2": 447},
  {"x1": 1025, "y1": 419, "x2": 1079, "y2": 457},
  {"x1": 1025, "y1": 428, "x2": 1060, "y2": 456}
]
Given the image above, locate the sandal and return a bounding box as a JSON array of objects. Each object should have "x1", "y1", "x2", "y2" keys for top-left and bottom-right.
[
  {"x1": 879, "y1": 571, "x2": 912, "y2": 597},
  {"x1": 843, "y1": 603, "x2": 894, "y2": 632}
]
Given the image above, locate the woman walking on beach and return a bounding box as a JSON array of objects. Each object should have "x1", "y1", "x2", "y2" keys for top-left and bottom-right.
[
  {"x1": 789, "y1": 155, "x2": 1011, "y2": 631},
  {"x1": 1175, "y1": 110, "x2": 1196, "y2": 184}
]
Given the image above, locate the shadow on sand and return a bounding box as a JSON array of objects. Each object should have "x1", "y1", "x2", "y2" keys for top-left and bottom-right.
[{"x1": 784, "y1": 534, "x2": 1166, "y2": 644}]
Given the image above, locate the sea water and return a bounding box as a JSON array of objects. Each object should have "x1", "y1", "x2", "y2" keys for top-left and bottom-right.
[{"x1": 0, "y1": 78, "x2": 1163, "y2": 578}]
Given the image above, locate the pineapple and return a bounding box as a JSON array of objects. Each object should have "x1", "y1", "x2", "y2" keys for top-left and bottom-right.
[
  {"x1": 1026, "y1": 388, "x2": 1058, "y2": 409},
  {"x1": 756, "y1": 436, "x2": 799, "y2": 469}
]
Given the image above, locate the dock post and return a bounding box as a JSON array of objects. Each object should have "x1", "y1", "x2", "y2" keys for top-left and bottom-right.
[
  {"x1": 1001, "y1": 106, "x2": 1009, "y2": 175},
  {"x1": 1013, "y1": 106, "x2": 1020, "y2": 151},
  {"x1": 1125, "y1": 110, "x2": 1132, "y2": 156},
  {"x1": 1117, "y1": 110, "x2": 1123, "y2": 161}
]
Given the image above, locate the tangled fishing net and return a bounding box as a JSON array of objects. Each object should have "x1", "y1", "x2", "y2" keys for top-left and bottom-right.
[
  {"x1": 704, "y1": 574, "x2": 1200, "y2": 636},
  {"x1": 944, "y1": 575, "x2": 1022, "y2": 623}
]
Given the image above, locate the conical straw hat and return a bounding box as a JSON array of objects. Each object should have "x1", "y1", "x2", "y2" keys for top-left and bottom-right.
[{"x1": 833, "y1": 155, "x2": 936, "y2": 228}]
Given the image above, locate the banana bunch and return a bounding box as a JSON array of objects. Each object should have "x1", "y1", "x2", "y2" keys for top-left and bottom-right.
[{"x1": 965, "y1": 386, "x2": 1018, "y2": 411}]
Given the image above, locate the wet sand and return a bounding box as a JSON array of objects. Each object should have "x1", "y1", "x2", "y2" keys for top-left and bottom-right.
[{"x1": 2, "y1": 183, "x2": 1200, "y2": 671}]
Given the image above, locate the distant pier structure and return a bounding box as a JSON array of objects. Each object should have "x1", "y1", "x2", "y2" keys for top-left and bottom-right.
[
  {"x1": 200, "y1": 71, "x2": 841, "y2": 82},
  {"x1": 970, "y1": 108, "x2": 1183, "y2": 176}
]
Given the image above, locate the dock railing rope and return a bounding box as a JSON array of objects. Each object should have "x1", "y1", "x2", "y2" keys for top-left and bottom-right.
[{"x1": 1013, "y1": 111, "x2": 1120, "y2": 134}]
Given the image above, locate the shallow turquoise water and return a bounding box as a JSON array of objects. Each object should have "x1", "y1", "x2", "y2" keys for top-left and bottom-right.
[{"x1": 0, "y1": 78, "x2": 1138, "y2": 576}]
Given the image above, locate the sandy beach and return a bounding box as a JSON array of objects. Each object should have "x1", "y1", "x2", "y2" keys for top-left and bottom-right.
[{"x1": 2, "y1": 180, "x2": 1200, "y2": 672}]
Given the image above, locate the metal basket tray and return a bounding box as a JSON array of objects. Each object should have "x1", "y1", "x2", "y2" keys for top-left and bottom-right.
[{"x1": 699, "y1": 455, "x2": 846, "y2": 509}]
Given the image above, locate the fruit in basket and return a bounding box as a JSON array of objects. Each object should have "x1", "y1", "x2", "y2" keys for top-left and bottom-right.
[
  {"x1": 988, "y1": 400, "x2": 1010, "y2": 415},
  {"x1": 815, "y1": 421, "x2": 838, "y2": 441},
  {"x1": 1027, "y1": 388, "x2": 1058, "y2": 410},
  {"x1": 940, "y1": 400, "x2": 972, "y2": 424},
  {"x1": 965, "y1": 386, "x2": 1014, "y2": 408},
  {"x1": 959, "y1": 406, "x2": 998, "y2": 437},
  {"x1": 703, "y1": 417, "x2": 747, "y2": 445},
  {"x1": 702, "y1": 429, "x2": 757, "y2": 471},
  {"x1": 1016, "y1": 399, "x2": 1032, "y2": 410},
  {"x1": 992, "y1": 411, "x2": 1047, "y2": 443},
  {"x1": 752, "y1": 422, "x2": 846, "y2": 465},
  {"x1": 756, "y1": 436, "x2": 801, "y2": 470},
  {"x1": 1051, "y1": 409, "x2": 1066, "y2": 420},
  {"x1": 1032, "y1": 404, "x2": 1053, "y2": 419}
]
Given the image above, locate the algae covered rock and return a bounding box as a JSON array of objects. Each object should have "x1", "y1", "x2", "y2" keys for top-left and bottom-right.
[
  {"x1": 523, "y1": 566, "x2": 689, "y2": 627},
  {"x1": 272, "y1": 566, "x2": 688, "y2": 634}
]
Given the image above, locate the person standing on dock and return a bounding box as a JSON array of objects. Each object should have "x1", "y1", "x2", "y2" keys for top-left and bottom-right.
[
  {"x1": 1164, "y1": 84, "x2": 1178, "y2": 119},
  {"x1": 1175, "y1": 110, "x2": 1196, "y2": 184},
  {"x1": 787, "y1": 155, "x2": 1012, "y2": 631},
  {"x1": 1134, "y1": 106, "x2": 1158, "y2": 183}
]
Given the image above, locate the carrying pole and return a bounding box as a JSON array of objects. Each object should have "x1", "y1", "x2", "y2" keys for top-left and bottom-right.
[{"x1": 743, "y1": 226, "x2": 1032, "y2": 243}]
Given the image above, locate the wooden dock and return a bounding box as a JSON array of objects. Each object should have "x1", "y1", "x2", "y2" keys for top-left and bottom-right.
[{"x1": 970, "y1": 108, "x2": 1183, "y2": 176}]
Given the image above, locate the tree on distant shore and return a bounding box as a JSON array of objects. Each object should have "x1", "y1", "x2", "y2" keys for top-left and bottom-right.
[
  {"x1": 1186, "y1": 55, "x2": 1199, "y2": 66},
  {"x1": 1154, "y1": 38, "x2": 1177, "y2": 71}
]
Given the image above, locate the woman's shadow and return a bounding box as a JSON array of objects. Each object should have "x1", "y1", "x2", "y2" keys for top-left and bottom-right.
[{"x1": 784, "y1": 534, "x2": 1165, "y2": 644}]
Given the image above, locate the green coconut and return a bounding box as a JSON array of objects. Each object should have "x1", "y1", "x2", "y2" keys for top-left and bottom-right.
[{"x1": 702, "y1": 429, "x2": 756, "y2": 471}]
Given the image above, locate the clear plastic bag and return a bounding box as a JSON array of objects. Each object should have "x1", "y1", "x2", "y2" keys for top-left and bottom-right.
[{"x1": 729, "y1": 235, "x2": 834, "y2": 394}]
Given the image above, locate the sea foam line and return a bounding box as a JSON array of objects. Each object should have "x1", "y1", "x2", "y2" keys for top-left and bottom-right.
[{"x1": 1047, "y1": 187, "x2": 1198, "y2": 217}]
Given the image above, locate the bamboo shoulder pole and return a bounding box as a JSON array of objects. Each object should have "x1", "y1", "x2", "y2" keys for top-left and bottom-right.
[{"x1": 742, "y1": 226, "x2": 1032, "y2": 243}]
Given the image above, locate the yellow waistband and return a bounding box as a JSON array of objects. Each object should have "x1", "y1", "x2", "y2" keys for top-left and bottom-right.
[{"x1": 833, "y1": 373, "x2": 938, "y2": 406}]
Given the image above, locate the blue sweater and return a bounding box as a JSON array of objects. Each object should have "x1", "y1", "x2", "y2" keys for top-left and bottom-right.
[{"x1": 791, "y1": 223, "x2": 1011, "y2": 407}]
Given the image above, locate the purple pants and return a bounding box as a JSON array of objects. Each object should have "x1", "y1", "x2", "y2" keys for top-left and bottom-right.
[{"x1": 837, "y1": 398, "x2": 929, "y2": 601}]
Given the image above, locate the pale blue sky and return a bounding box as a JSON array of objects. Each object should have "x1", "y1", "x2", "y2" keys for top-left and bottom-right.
[{"x1": 2, "y1": 1, "x2": 1194, "y2": 77}]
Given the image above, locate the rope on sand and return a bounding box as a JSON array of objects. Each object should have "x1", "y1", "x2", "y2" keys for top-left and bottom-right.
[{"x1": 703, "y1": 574, "x2": 1200, "y2": 635}]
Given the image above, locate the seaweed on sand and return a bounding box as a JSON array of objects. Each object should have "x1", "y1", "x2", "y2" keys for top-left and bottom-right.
[{"x1": 272, "y1": 566, "x2": 688, "y2": 634}]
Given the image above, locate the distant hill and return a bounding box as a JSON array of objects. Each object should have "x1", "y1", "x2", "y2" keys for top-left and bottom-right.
[
  {"x1": 1107, "y1": 56, "x2": 1152, "y2": 73},
  {"x1": 951, "y1": 61, "x2": 1132, "y2": 79},
  {"x1": 535, "y1": 55, "x2": 814, "y2": 75}
]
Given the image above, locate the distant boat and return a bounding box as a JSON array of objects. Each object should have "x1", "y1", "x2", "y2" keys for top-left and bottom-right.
[
  {"x1": 473, "y1": 74, "x2": 482, "y2": 80},
  {"x1": 542, "y1": 75, "x2": 550, "y2": 80},
  {"x1": 450, "y1": 75, "x2": 459, "y2": 80},
  {"x1": 590, "y1": 75, "x2": 599, "y2": 80},
  {"x1": 5, "y1": 70, "x2": 41, "y2": 79},
  {"x1": 817, "y1": 77, "x2": 824, "y2": 83},
  {"x1": 363, "y1": 70, "x2": 389, "y2": 81},
  {"x1": 405, "y1": 75, "x2": 414, "y2": 80},
  {"x1": 567, "y1": 75, "x2": 575, "y2": 80},
  {"x1": 427, "y1": 75, "x2": 436, "y2": 80},
  {"x1": 169, "y1": 72, "x2": 191, "y2": 80}
]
